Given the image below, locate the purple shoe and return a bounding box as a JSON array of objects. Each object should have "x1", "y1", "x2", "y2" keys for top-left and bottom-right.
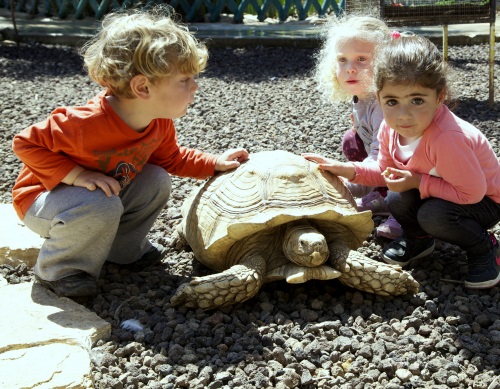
[
  {"x1": 377, "y1": 215, "x2": 403, "y2": 240},
  {"x1": 356, "y1": 191, "x2": 390, "y2": 216}
]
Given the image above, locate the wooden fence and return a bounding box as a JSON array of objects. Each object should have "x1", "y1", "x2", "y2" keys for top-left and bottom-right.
[{"x1": 1, "y1": 0, "x2": 345, "y2": 22}]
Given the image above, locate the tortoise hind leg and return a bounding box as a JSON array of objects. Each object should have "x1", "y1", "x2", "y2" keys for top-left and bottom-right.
[{"x1": 170, "y1": 255, "x2": 267, "y2": 310}]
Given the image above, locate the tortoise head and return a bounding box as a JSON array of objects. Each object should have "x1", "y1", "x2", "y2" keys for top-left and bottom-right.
[{"x1": 282, "y1": 220, "x2": 329, "y2": 267}]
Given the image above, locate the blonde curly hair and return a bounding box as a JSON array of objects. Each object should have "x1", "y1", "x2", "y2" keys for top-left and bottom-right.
[
  {"x1": 81, "y1": 6, "x2": 208, "y2": 99},
  {"x1": 314, "y1": 14, "x2": 390, "y2": 104}
]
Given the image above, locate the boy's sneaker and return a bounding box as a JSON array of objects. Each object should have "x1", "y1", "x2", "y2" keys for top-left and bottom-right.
[
  {"x1": 127, "y1": 243, "x2": 167, "y2": 271},
  {"x1": 356, "y1": 191, "x2": 390, "y2": 216},
  {"x1": 464, "y1": 233, "x2": 500, "y2": 289},
  {"x1": 35, "y1": 272, "x2": 97, "y2": 297},
  {"x1": 376, "y1": 215, "x2": 403, "y2": 240},
  {"x1": 382, "y1": 236, "x2": 435, "y2": 267}
]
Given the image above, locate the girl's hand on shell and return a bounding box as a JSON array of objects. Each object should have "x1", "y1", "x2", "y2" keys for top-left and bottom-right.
[{"x1": 302, "y1": 153, "x2": 356, "y2": 180}]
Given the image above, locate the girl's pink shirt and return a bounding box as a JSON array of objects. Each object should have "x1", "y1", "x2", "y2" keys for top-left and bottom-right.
[{"x1": 351, "y1": 104, "x2": 500, "y2": 205}]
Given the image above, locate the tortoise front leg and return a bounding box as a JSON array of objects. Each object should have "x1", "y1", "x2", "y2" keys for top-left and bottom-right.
[
  {"x1": 321, "y1": 223, "x2": 419, "y2": 296},
  {"x1": 326, "y1": 237, "x2": 420, "y2": 296},
  {"x1": 337, "y1": 251, "x2": 420, "y2": 296},
  {"x1": 170, "y1": 255, "x2": 267, "y2": 310}
]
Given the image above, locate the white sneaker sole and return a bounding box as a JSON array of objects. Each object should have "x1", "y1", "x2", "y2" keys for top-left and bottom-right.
[
  {"x1": 464, "y1": 272, "x2": 500, "y2": 289},
  {"x1": 383, "y1": 242, "x2": 435, "y2": 267}
]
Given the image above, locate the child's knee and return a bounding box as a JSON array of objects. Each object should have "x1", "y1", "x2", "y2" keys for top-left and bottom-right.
[
  {"x1": 155, "y1": 166, "x2": 172, "y2": 191},
  {"x1": 342, "y1": 130, "x2": 367, "y2": 162},
  {"x1": 87, "y1": 191, "x2": 124, "y2": 220},
  {"x1": 417, "y1": 199, "x2": 448, "y2": 231},
  {"x1": 142, "y1": 165, "x2": 172, "y2": 196}
]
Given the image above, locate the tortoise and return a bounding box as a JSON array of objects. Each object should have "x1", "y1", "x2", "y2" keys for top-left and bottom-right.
[{"x1": 170, "y1": 150, "x2": 419, "y2": 309}]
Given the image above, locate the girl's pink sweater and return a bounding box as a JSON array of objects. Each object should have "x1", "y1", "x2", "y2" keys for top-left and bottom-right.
[{"x1": 351, "y1": 104, "x2": 500, "y2": 205}]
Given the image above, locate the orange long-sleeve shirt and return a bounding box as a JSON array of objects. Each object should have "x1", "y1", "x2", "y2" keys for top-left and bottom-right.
[{"x1": 12, "y1": 92, "x2": 218, "y2": 219}]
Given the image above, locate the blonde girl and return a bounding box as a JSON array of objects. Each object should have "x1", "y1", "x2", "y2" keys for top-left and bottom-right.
[{"x1": 315, "y1": 14, "x2": 402, "y2": 239}]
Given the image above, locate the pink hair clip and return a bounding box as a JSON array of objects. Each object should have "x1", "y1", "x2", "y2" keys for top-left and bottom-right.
[{"x1": 391, "y1": 31, "x2": 401, "y2": 39}]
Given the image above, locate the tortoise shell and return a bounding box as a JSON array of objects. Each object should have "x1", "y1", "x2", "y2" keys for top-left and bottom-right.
[{"x1": 180, "y1": 150, "x2": 374, "y2": 270}]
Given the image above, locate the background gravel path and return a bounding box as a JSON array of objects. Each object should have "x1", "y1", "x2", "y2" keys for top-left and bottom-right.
[{"x1": 1, "y1": 41, "x2": 499, "y2": 388}]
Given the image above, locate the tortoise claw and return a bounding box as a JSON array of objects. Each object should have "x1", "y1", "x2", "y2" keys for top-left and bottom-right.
[{"x1": 266, "y1": 264, "x2": 341, "y2": 283}]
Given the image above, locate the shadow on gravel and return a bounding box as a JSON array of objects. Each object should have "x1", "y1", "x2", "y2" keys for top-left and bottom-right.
[
  {"x1": 0, "y1": 42, "x2": 85, "y2": 79},
  {"x1": 449, "y1": 56, "x2": 500, "y2": 69},
  {"x1": 452, "y1": 98, "x2": 500, "y2": 122},
  {"x1": 90, "y1": 259, "x2": 500, "y2": 386},
  {"x1": 200, "y1": 47, "x2": 317, "y2": 82},
  {"x1": 0, "y1": 43, "x2": 317, "y2": 82}
]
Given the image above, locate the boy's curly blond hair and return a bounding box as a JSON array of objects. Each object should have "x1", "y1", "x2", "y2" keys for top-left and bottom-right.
[
  {"x1": 81, "y1": 6, "x2": 208, "y2": 99},
  {"x1": 314, "y1": 14, "x2": 390, "y2": 104}
]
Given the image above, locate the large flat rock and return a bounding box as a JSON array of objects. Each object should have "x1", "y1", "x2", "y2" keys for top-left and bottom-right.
[
  {"x1": 0, "y1": 281, "x2": 111, "y2": 388},
  {"x1": 0, "y1": 203, "x2": 43, "y2": 268},
  {"x1": 1, "y1": 343, "x2": 94, "y2": 389}
]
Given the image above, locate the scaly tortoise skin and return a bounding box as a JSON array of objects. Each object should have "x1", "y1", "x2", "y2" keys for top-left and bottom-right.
[{"x1": 171, "y1": 150, "x2": 419, "y2": 310}]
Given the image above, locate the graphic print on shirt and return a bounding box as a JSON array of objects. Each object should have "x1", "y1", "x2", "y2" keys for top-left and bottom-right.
[
  {"x1": 108, "y1": 161, "x2": 138, "y2": 188},
  {"x1": 94, "y1": 139, "x2": 161, "y2": 188}
]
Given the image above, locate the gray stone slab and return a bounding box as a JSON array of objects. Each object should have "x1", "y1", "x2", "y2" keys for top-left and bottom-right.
[
  {"x1": 0, "y1": 281, "x2": 111, "y2": 388},
  {"x1": 0, "y1": 203, "x2": 43, "y2": 268},
  {"x1": 1, "y1": 343, "x2": 94, "y2": 389}
]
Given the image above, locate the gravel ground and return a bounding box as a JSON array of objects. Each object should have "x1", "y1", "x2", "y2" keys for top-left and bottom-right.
[{"x1": 1, "y1": 41, "x2": 500, "y2": 389}]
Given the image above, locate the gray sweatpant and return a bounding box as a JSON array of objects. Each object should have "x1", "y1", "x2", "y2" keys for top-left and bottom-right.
[{"x1": 23, "y1": 164, "x2": 171, "y2": 281}]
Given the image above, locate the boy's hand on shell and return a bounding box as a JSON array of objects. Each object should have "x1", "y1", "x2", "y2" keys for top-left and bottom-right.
[
  {"x1": 215, "y1": 148, "x2": 250, "y2": 172},
  {"x1": 73, "y1": 170, "x2": 121, "y2": 197}
]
